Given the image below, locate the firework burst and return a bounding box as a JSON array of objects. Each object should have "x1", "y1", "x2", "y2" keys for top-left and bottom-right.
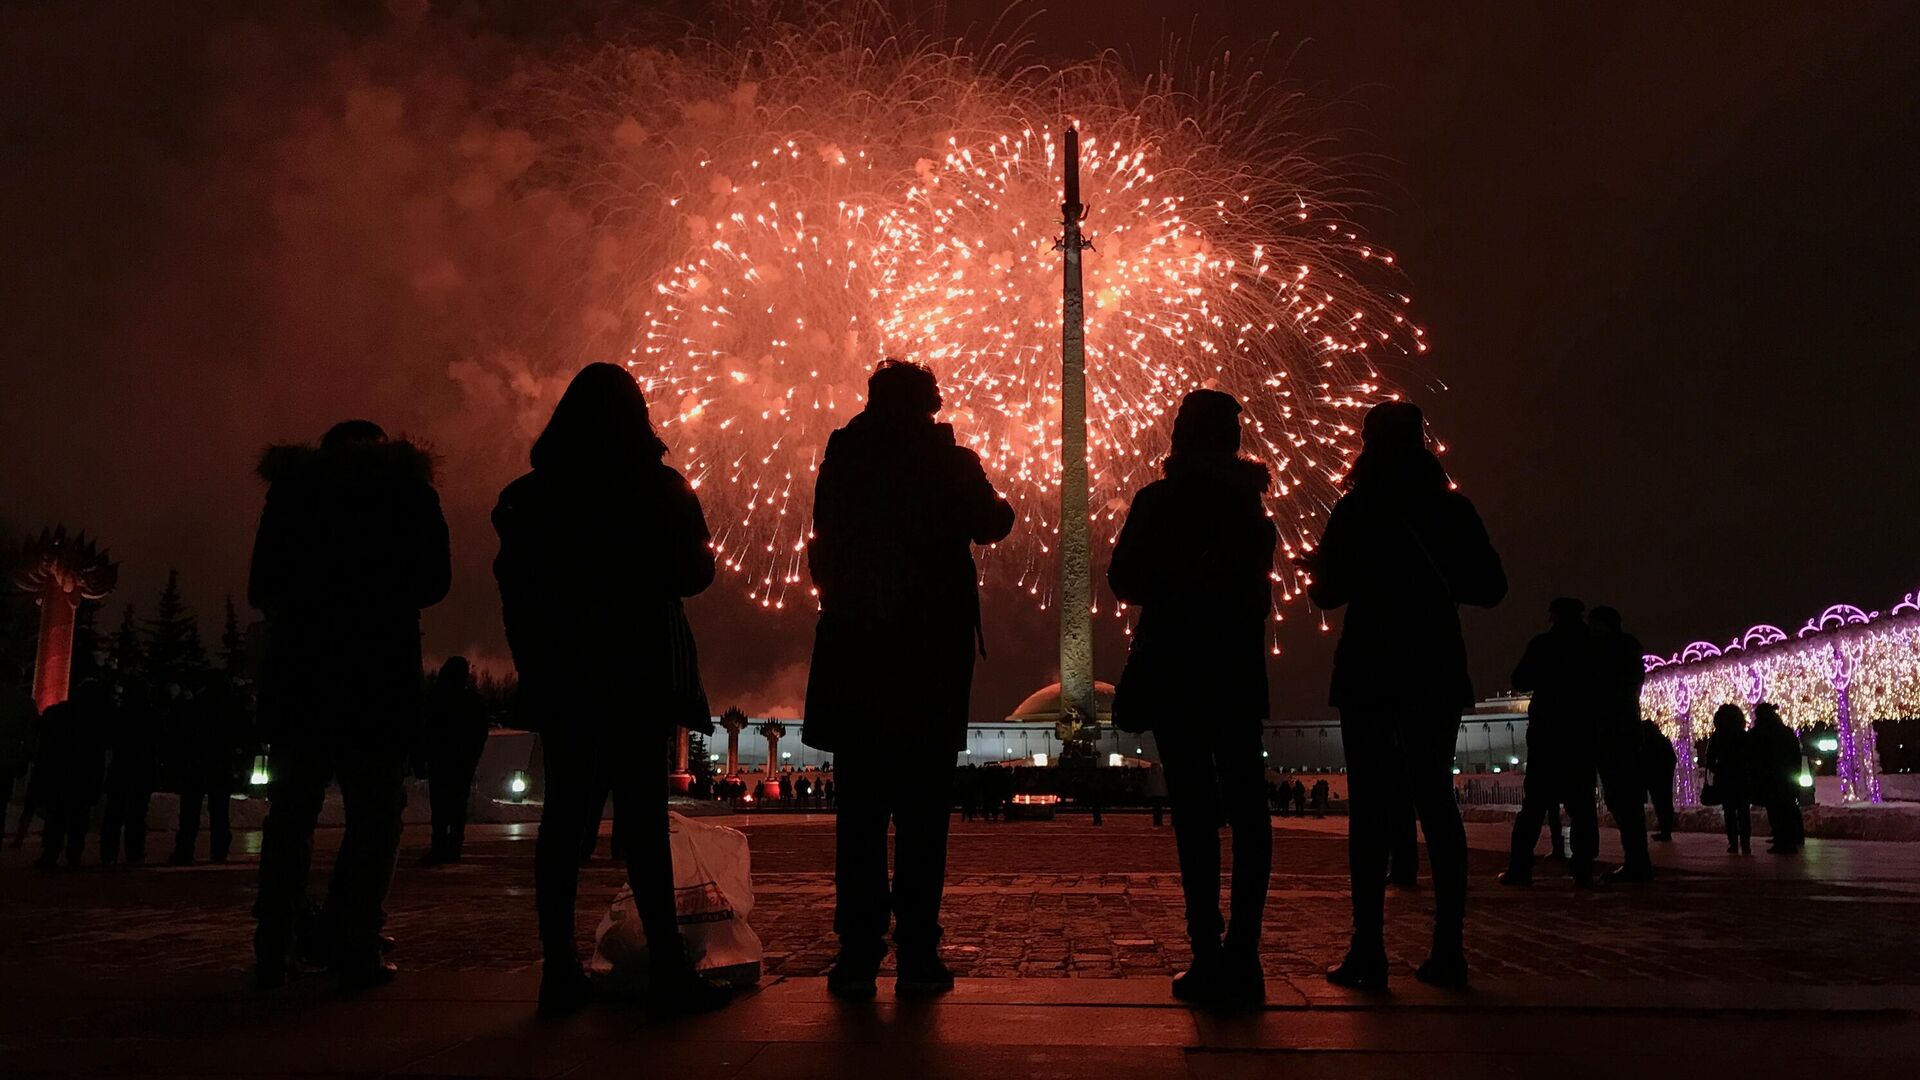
[{"x1": 531, "y1": 4, "x2": 1435, "y2": 620}]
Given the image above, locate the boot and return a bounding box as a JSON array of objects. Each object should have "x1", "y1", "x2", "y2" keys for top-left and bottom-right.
[
  {"x1": 896, "y1": 949, "x2": 956, "y2": 997},
  {"x1": 647, "y1": 957, "x2": 731, "y2": 1015},
  {"x1": 1215, "y1": 940, "x2": 1266, "y2": 1006},
  {"x1": 1325, "y1": 939, "x2": 1389, "y2": 992},
  {"x1": 537, "y1": 958, "x2": 594, "y2": 1017},
  {"x1": 826, "y1": 943, "x2": 884, "y2": 1000}
]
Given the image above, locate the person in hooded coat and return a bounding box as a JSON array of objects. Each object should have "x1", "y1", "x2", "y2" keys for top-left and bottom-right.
[
  {"x1": 802, "y1": 359, "x2": 1014, "y2": 1000},
  {"x1": 1108, "y1": 388, "x2": 1277, "y2": 1005},
  {"x1": 1502, "y1": 597, "x2": 1602, "y2": 887},
  {"x1": 1588, "y1": 606, "x2": 1654, "y2": 882},
  {"x1": 249, "y1": 420, "x2": 450, "y2": 989},
  {"x1": 1304, "y1": 400, "x2": 1506, "y2": 991},
  {"x1": 419, "y1": 656, "x2": 489, "y2": 865},
  {"x1": 492, "y1": 363, "x2": 729, "y2": 1017},
  {"x1": 1749, "y1": 702, "x2": 1804, "y2": 854}
]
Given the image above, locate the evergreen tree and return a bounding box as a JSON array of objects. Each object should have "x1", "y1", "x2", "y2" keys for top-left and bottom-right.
[
  {"x1": 145, "y1": 568, "x2": 208, "y2": 688},
  {"x1": 110, "y1": 605, "x2": 143, "y2": 686},
  {"x1": 689, "y1": 732, "x2": 713, "y2": 783},
  {"x1": 220, "y1": 595, "x2": 246, "y2": 677},
  {"x1": 71, "y1": 598, "x2": 104, "y2": 682}
]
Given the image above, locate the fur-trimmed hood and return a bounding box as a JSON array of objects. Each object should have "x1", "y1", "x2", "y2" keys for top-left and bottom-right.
[{"x1": 257, "y1": 439, "x2": 437, "y2": 487}]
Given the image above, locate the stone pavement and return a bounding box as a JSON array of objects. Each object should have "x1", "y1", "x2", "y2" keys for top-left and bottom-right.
[{"x1": 3, "y1": 813, "x2": 1918, "y2": 1077}]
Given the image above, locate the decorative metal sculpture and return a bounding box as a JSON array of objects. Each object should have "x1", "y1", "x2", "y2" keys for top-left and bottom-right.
[{"x1": 10, "y1": 526, "x2": 118, "y2": 713}]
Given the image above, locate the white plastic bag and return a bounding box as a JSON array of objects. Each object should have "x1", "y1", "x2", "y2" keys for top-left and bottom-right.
[{"x1": 588, "y1": 811, "x2": 762, "y2": 989}]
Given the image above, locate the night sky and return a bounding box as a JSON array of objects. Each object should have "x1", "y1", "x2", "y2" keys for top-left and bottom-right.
[{"x1": 4, "y1": 1, "x2": 1916, "y2": 721}]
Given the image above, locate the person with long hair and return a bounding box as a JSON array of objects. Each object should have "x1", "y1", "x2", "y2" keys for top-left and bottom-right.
[
  {"x1": 1749, "y1": 702, "x2": 1805, "y2": 853},
  {"x1": 1109, "y1": 389, "x2": 1278, "y2": 1005},
  {"x1": 1303, "y1": 401, "x2": 1506, "y2": 990},
  {"x1": 1704, "y1": 704, "x2": 1752, "y2": 853},
  {"x1": 493, "y1": 363, "x2": 729, "y2": 1016}
]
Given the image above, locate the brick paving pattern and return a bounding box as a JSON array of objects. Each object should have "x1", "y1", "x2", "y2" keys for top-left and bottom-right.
[{"x1": 4, "y1": 815, "x2": 1917, "y2": 986}]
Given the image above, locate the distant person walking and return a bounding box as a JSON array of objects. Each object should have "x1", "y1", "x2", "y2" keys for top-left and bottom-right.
[
  {"x1": 1304, "y1": 400, "x2": 1506, "y2": 991},
  {"x1": 250, "y1": 419, "x2": 450, "y2": 990},
  {"x1": 420, "y1": 657, "x2": 489, "y2": 866},
  {"x1": 493, "y1": 363, "x2": 730, "y2": 1017},
  {"x1": 1588, "y1": 606, "x2": 1653, "y2": 882},
  {"x1": 1642, "y1": 719, "x2": 1678, "y2": 840},
  {"x1": 1704, "y1": 703, "x2": 1752, "y2": 853},
  {"x1": 99, "y1": 678, "x2": 160, "y2": 865},
  {"x1": 801, "y1": 359, "x2": 1014, "y2": 1000},
  {"x1": 1749, "y1": 702, "x2": 1804, "y2": 854},
  {"x1": 1503, "y1": 598, "x2": 1601, "y2": 887},
  {"x1": 1109, "y1": 387, "x2": 1278, "y2": 1005}
]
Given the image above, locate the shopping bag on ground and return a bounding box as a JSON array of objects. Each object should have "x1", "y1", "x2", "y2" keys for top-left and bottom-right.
[{"x1": 588, "y1": 812, "x2": 762, "y2": 989}]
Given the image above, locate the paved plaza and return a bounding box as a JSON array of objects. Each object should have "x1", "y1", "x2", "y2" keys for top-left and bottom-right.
[{"x1": 3, "y1": 812, "x2": 1918, "y2": 1077}]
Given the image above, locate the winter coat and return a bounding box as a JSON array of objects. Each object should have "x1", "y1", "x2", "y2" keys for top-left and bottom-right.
[
  {"x1": 1591, "y1": 629, "x2": 1647, "y2": 743},
  {"x1": 27, "y1": 697, "x2": 107, "y2": 804},
  {"x1": 1512, "y1": 623, "x2": 1602, "y2": 761},
  {"x1": 249, "y1": 440, "x2": 449, "y2": 742},
  {"x1": 493, "y1": 458, "x2": 714, "y2": 735},
  {"x1": 1107, "y1": 456, "x2": 1277, "y2": 731},
  {"x1": 1640, "y1": 719, "x2": 1678, "y2": 777},
  {"x1": 0, "y1": 685, "x2": 35, "y2": 777},
  {"x1": 104, "y1": 695, "x2": 161, "y2": 795},
  {"x1": 1307, "y1": 481, "x2": 1505, "y2": 713},
  {"x1": 1747, "y1": 717, "x2": 1802, "y2": 805},
  {"x1": 1704, "y1": 728, "x2": 1751, "y2": 807},
  {"x1": 424, "y1": 680, "x2": 489, "y2": 778},
  {"x1": 801, "y1": 413, "x2": 1014, "y2": 753}
]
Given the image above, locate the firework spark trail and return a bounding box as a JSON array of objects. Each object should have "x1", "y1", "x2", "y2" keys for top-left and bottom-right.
[{"x1": 530, "y1": 5, "x2": 1436, "y2": 631}]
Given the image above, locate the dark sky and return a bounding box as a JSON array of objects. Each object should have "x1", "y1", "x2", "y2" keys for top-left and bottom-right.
[{"x1": 4, "y1": 1, "x2": 1917, "y2": 720}]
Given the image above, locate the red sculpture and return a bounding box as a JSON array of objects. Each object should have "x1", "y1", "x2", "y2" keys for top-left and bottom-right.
[{"x1": 10, "y1": 527, "x2": 118, "y2": 713}]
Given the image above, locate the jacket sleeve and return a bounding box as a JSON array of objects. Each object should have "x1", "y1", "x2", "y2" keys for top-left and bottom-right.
[
  {"x1": 1303, "y1": 498, "x2": 1354, "y2": 610},
  {"x1": 1446, "y1": 495, "x2": 1507, "y2": 608},
  {"x1": 409, "y1": 485, "x2": 453, "y2": 610},
  {"x1": 664, "y1": 472, "x2": 717, "y2": 598},
  {"x1": 246, "y1": 491, "x2": 289, "y2": 615},
  {"x1": 948, "y1": 446, "x2": 1014, "y2": 545},
  {"x1": 1107, "y1": 486, "x2": 1163, "y2": 607}
]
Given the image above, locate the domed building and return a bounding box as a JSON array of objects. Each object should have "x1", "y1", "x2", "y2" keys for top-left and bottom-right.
[{"x1": 962, "y1": 680, "x2": 1145, "y2": 766}]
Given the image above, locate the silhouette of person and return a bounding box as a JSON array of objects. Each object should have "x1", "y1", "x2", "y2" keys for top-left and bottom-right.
[
  {"x1": 30, "y1": 680, "x2": 111, "y2": 869},
  {"x1": 1502, "y1": 598, "x2": 1601, "y2": 887},
  {"x1": 492, "y1": 363, "x2": 729, "y2": 1017},
  {"x1": 170, "y1": 674, "x2": 246, "y2": 866},
  {"x1": 1642, "y1": 719, "x2": 1678, "y2": 840},
  {"x1": 1749, "y1": 702, "x2": 1803, "y2": 854},
  {"x1": 1305, "y1": 399, "x2": 1506, "y2": 991},
  {"x1": 1386, "y1": 797, "x2": 1419, "y2": 888},
  {"x1": 420, "y1": 657, "x2": 488, "y2": 865},
  {"x1": 1588, "y1": 606, "x2": 1653, "y2": 882},
  {"x1": 1292, "y1": 779, "x2": 1307, "y2": 815},
  {"x1": 1703, "y1": 704, "x2": 1752, "y2": 853},
  {"x1": 99, "y1": 677, "x2": 160, "y2": 865},
  {"x1": 1541, "y1": 802, "x2": 1567, "y2": 859},
  {"x1": 250, "y1": 419, "x2": 450, "y2": 990},
  {"x1": 1109, "y1": 387, "x2": 1278, "y2": 1006},
  {"x1": 801, "y1": 359, "x2": 1014, "y2": 1000}
]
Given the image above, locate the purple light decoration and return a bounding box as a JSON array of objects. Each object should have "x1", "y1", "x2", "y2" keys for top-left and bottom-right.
[
  {"x1": 1641, "y1": 587, "x2": 1919, "y2": 806},
  {"x1": 1673, "y1": 677, "x2": 1697, "y2": 807},
  {"x1": 1828, "y1": 641, "x2": 1861, "y2": 801}
]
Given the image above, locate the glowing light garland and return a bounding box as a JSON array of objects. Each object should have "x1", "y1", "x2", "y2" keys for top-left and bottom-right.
[
  {"x1": 1640, "y1": 588, "x2": 1920, "y2": 804},
  {"x1": 529, "y1": 7, "x2": 1432, "y2": 623}
]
